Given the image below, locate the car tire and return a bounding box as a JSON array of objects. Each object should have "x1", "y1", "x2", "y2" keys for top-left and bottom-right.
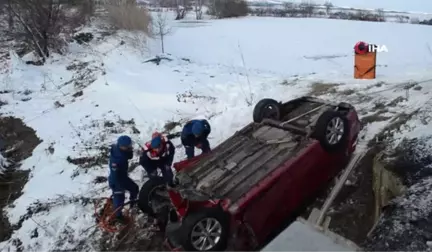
[
  {"x1": 253, "y1": 98, "x2": 282, "y2": 123},
  {"x1": 313, "y1": 110, "x2": 350, "y2": 152},
  {"x1": 179, "y1": 207, "x2": 230, "y2": 251},
  {"x1": 337, "y1": 102, "x2": 352, "y2": 109},
  {"x1": 137, "y1": 177, "x2": 166, "y2": 217}
]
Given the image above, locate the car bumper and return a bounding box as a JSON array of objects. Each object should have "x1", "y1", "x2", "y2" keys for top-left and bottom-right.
[{"x1": 164, "y1": 221, "x2": 183, "y2": 251}]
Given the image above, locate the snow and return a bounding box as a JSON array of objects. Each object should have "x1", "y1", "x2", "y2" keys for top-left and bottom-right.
[
  {"x1": 159, "y1": 17, "x2": 432, "y2": 79},
  {"x1": 1, "y1": 12, "x2": 432, "y2": 251},
  {"x1": 0, "y1": 153, "x2": 8, "y2": 174}
]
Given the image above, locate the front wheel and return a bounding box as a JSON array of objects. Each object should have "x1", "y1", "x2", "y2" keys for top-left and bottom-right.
[
  {"x1": 179, "y1": 207, "x2": 230, "y2": 251},
  {"x1": 313, "y1": 110, "x2": 350, "y2": 152}
]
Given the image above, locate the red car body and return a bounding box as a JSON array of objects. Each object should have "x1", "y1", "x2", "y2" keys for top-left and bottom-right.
[{"x1": 163, "y1": 97, "x2": 361, "y2": 251}]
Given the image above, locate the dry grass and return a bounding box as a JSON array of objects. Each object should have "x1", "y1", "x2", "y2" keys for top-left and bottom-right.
[
  {"x1": 308, "y1": 81, "x2": 339, "y2": 96},
  {"x1": 105, "y1": 2, "x2": 152, "y2": 34},
  {"x1": 361, "y1": 111, "x2": 392, "y2": 125}
]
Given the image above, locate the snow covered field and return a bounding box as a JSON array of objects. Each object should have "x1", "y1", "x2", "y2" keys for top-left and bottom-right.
[{"x1": 1, "y1": 13, "x2": 432, "y2": 251}]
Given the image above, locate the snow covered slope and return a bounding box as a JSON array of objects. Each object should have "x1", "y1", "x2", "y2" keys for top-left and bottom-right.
[{"x1": 1, "y1": 14, "x2": 432, "y2": 251}]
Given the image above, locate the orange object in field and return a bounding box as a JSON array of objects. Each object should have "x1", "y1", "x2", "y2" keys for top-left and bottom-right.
[{"x1": 354, "y1": 41, "x2": 377, "y2": 79}]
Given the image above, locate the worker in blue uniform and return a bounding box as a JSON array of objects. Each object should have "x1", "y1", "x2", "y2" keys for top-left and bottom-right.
[
  {"x1": 108, "y1": 135, "x2": 139, "y2": 223},
  {"x1": 181, "y1": 119, "x2": 211, "y2": 159}
]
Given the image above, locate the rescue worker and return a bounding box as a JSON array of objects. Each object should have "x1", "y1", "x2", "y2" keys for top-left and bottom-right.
[
  {"x1": 108, "y1": 135, "x2": 139, "y2": 223},
  {"x1": 181, "y1": 119, "x2": 211, "y2": 159},
  {"x1": 139, "y1": 132, "x2": 175, "y2": 186}
]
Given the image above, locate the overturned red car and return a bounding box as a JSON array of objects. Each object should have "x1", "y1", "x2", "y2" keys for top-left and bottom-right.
[{"x1": 137, "y1": 96, "x2": 361, "y2": 251}]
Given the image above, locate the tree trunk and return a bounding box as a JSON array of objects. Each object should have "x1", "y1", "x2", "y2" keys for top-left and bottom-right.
[
  {"x1": 160, "y1": 34, "x2": 164, "y2": 53},
  {"x1": 7, "y1": 0, "x2": 13, "y2": 30}
]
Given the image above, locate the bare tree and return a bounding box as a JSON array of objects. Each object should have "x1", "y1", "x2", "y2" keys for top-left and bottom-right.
[
  {"x1": 194, "y1": 0, "x2": 203, "y2": 20},
  {"x1": 283, "y1": 2, "x2": 298, "y2": 17},
  {"x1": 175, "y1": 0, "x2": 190, "y2": 20},
  {"x1": 70, "y1": 0, "x2": 96, "y2": 23},
  {"x1": 395, "y1": 15, "x2": 408, "y2": 23},
  {"x1": 152, "y1": 11, "x2": 172, "y2": 53},
  {"x1": 0, "y1": 0, "x2": 14, "y2": 30},
  {"x1": 2, "y1": 0, "x2": 94, "y2": 61},
  {"x1": 375, "y1": 8, "x2": 385, "y2": 21},
  {"x1": 323, "y1": 1, "x2": 333, "y2": 15},
  {"x1": 299, "y1": 0, "x2": 315, "y2": 17}
]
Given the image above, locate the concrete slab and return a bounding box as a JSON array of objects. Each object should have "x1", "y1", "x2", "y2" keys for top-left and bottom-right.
[{"x1": 261, "y1": 218, "x2": 359, "y2": 251}]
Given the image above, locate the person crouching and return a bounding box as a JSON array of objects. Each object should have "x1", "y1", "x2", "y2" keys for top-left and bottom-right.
[
  {"x1": 139, "y1": 132, "x2": 175, "y2": 187},
  {"x1": 181, "y1": 119, "x2": 211, "y2": 159}
]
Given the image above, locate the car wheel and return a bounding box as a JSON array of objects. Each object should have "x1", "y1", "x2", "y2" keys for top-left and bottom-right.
[
  {"x1": 180, "y1": 207, "x2": 230, "y2": 251},
  {"x1": 137, "y1": 177, "x2": 166, "y2": 216},
  {"x1": 337, "y1": 102, "x2": 352, "y2": 109},
  {"x1": 253, "y1": 98, "x2": 281, "y2": 123},
  {"x1": 313, "y1": 110, "x2": 350, "y2": 152}
]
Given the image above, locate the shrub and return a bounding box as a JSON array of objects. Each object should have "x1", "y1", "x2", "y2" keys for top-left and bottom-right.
[
  {"x1": 104, "y1": 0, "x2": 152, "y2": 34},
  {"x1": 73, "y1": 33, "x2": 94, "y2": 44},
  {"x1": 208, "y1": 0, "x2": 249, "y2": 18}
]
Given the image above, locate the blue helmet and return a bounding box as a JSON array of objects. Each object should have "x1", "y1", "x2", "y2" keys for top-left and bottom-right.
[
  {"x1": 117, "y1": 135, "x2": 132, "y2": 147},
  {"x1": 192, "y1": 121, "x2": 204, "y2": 136},
  {"x1": 151, "y1": 135, "x2": 162, "y2": 148}
]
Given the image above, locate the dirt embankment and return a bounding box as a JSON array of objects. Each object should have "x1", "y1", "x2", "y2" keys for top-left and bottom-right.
[
  {"x1": 0, "y1": 116, "x2": 41, "y2": 242},
  {"x1": 363, "y1": 137, "x2": 432, "y2": 251}
]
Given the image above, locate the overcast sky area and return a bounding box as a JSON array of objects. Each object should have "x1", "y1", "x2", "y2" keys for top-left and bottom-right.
[{"x1": 301, "y1": 0, "x2": 432, "y2": 13}]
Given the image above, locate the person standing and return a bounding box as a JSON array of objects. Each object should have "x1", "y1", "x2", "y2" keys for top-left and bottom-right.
[{"x1": 108, "y1": 135, "x2": 139, "y2": 223}]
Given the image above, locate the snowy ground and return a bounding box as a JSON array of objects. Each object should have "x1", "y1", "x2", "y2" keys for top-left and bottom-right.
[
  {"x1": 0, "y1": 153, "x2": 8, "y2": 174},
  {"x1": 1, "y1": 14, "x2": 432, "y2": 251}
]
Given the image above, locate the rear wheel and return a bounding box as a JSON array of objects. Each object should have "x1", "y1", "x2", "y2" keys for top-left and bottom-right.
[
  {"x1": 137, "y1": 177, "x2": 167, "y2": 216},
  {"x1": 337, "y1": 102, "x2": 352, "y2": 109},
  {"x1": 179, "y1": 207, "x2": 230, "y2": 251},
  {"x1": 313, "y1": 110, "x2": 350, "y2": 152},
  {"x1": 253, "y1": 98, "x2": 281, "y2": 123}
]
